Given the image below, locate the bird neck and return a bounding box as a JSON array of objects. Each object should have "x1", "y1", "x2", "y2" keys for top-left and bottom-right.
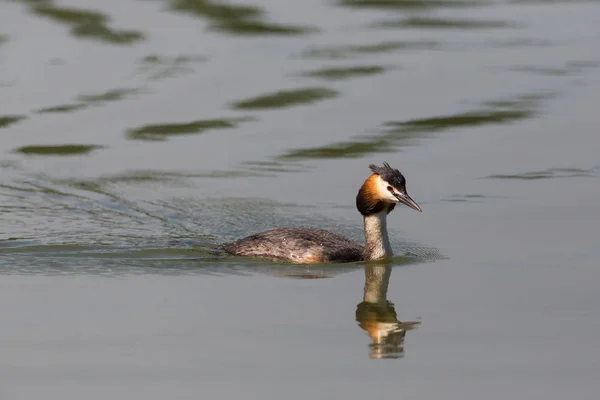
[
  {"x1": 363, "y1": 210, "x2": 393, "y2": 261},
  {"x1": 363, "y1": 265, "x2": 392, "y2": 303}
]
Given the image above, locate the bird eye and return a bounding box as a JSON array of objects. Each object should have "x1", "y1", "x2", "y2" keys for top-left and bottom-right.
[{"x1": 387, "y1": 186, "x2": 394, "y2": 192}]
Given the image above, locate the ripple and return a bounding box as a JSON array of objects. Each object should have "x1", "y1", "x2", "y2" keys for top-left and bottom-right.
[
  {"x1": 442, "y1": 194, "x2": 508, "y2": 203},
  {"x1": 509, "y1": 0, "x2": 596, "y2": 4},
  {"x1": 23, "y1": 1, "x2": 144, "y2": 44},
  {"x1": 34, "y1": 88, "x2": 142, "y2": 116},
  {"x1": 384, "y1": 109, "x2": 532, "y2": 133},
  {"x1": 15, "y1": 145, "x2": 104, "y2": 156},
  {"x1": 278, "y1": 92, "x2": 549, "y2": 160},
  {"x1": 136, "y1": 54, "x2": 209, "y2": 81},
  {"x1": 0, "y1": 115, "x2": 26, "y2": 128},
  {"x1": 231, "y1": 87, "x2": 338, "y2": 110},
  {"x1": 0, "y1": 175, "x2": 442, "y2": 276},
  {"x1": 168, "y1": 0, "x2": 260, "y2": 19},
  {"x1": 0, "y1": 242, "x2": 442, "y2": 277},
  {"x1": 279, "y1": 139, "x2": 393, "y2": 160},
  {"x1": 480, "y1": 92, "x2": 555, "y2": 108},
  {"x1": 509, "y1": 66, "x2": 569, "y2": 76},
  {"x1": 299, "y1": 40, "x2": 440, "y2": 60},
  {"x1": 78, "y1": 88, "x2": 142, "y2": 104},
  {"x1": 165, "y1": 0, "x2": 316, "y2": 36},
  {"x1": 374, "y1": 16, "x2": 520, "y2": 30},
  {"x1": 0, "y1": 175, "x2": 195, "y2": 248},
  {"x1": 567, "y1": 60, "x2": 600, "y2": 72},
  {"x1": 300, "y1": 65, "x2": 388, "y2": 81},
  {"x1": 240, "y1": 160, "x2": 310, "y2": 174},
  {"x1": 101, "y1": 169, "x2": 269, "y2": 181},
  {"x1": 1, "y1": 178, "x2": 87, "y2": 198},
  {"x1": 213, "y1": 19, "x2": 317, "y2": 36},
  {"x1": 336, "y1": 0, "x2": 482, "y2": 10},
  {"x1": 126, "y1": 116, "x2": 254, "y2": 141},
  {"x1": 35, "y1": 103, "x2": 88, "y2": 114},
  {"x1": 508, "y1": 61, "x2": 600, "y2": 77},
  {"x1": 487, "y1": 168, "x2": 598, "y2": 180},
  {"x1": 487, "y1": 38, "x2": 554, "y2": 48}
]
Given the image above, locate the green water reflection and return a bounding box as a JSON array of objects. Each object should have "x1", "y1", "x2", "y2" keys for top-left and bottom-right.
[
  {"x1": 35, "y1": 88, "x2": 141, "y2": 115},
  {"x1": 137, "y1": 54, "x2": 209, "y2": 81},
  {"x1": 15, "y1": 145, "x2": 104, "y2": 156},
  {"x1": 232, "y1": 87, "x2": 338, "y2": 110},
  {"x1": 489, "y1": 38, "x2": 553, "y2": 48},
  {"x1": 0, "y1": 115, "x2": 26, "y2": 128},
  {"x1": 337, "y1": 0, "x2": 482, "y2": 10},
  {"x1": 164, "y1": 0, "x2": 316, "y2": 35},
  {"x1": 374, "y1": 16, "x2": 519, "y2": 29},
  {"x1": 509, "y1": 61, "x2": 600, "y2": 77},
  {"x1": 299, "y1": 40, "x2": 440, "y2": 60},
  {"x1": 278, "y1": 93, "x2": 549, "y2": 160},
  {"x1": 127, "y1": 117, "x2": 254, "y2": 141},
  {"x1": 301, "y1": 65, "x2": 388, "y2": 81},
  {"x1": 16, "y1": 0, "x2": 144, "y2": 44},
  {"x1": 78, "y1": 88, "x2": 141, "y2": 103},
  {"x1": 35, "y1": 104, "x2": 88, "y2": 114},
  {"x1": 488, "y1": 168, "x2": 598, "y2": 180}
]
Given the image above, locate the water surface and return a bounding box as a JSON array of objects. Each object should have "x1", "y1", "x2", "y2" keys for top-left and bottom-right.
[{"x1": 1, "y1": 0, "x2": 600, "y2": 399}]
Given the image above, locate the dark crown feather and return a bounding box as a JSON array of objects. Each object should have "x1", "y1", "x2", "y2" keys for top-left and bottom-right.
[{"x1": 368, "y1": 162, "x2": 406, "y2": 191}]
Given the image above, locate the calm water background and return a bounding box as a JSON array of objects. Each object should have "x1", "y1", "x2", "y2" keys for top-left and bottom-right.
[{"x1": 1, "y1": 0, "x2": 600, "y2": 398}]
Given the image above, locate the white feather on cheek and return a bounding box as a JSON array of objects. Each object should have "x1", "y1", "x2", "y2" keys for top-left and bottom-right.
[{"x1": 373, "y1": 175, "x2": 400, "y2": 203}]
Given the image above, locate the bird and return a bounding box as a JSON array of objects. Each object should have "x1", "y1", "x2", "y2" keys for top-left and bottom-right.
[{"x1": 221, "y1": 162, "x2": 421, "y2": 264}]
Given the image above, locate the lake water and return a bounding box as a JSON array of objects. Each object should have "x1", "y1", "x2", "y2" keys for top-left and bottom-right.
[{"x1": 1, "y1": 0, "x2": 600, "y2": 398}]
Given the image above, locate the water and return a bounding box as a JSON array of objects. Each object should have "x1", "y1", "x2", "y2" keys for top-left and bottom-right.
[{"x1": 1, "y1": 0, "x2": 600, "y2": 398}]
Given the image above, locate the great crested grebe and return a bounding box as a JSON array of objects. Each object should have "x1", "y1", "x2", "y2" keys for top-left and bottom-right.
[{"x1": 222, "y1": 163, "x2": 422, "y2": 264}]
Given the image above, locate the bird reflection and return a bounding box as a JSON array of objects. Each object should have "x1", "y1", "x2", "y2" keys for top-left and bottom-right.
[{"x1": 356, "y1": 263, "x2": 420, "y2": 359}]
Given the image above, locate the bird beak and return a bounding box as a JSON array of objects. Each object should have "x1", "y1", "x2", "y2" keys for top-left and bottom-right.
[{"x1": 394, "y1": 192, "x2": 422, "y2": 212}]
